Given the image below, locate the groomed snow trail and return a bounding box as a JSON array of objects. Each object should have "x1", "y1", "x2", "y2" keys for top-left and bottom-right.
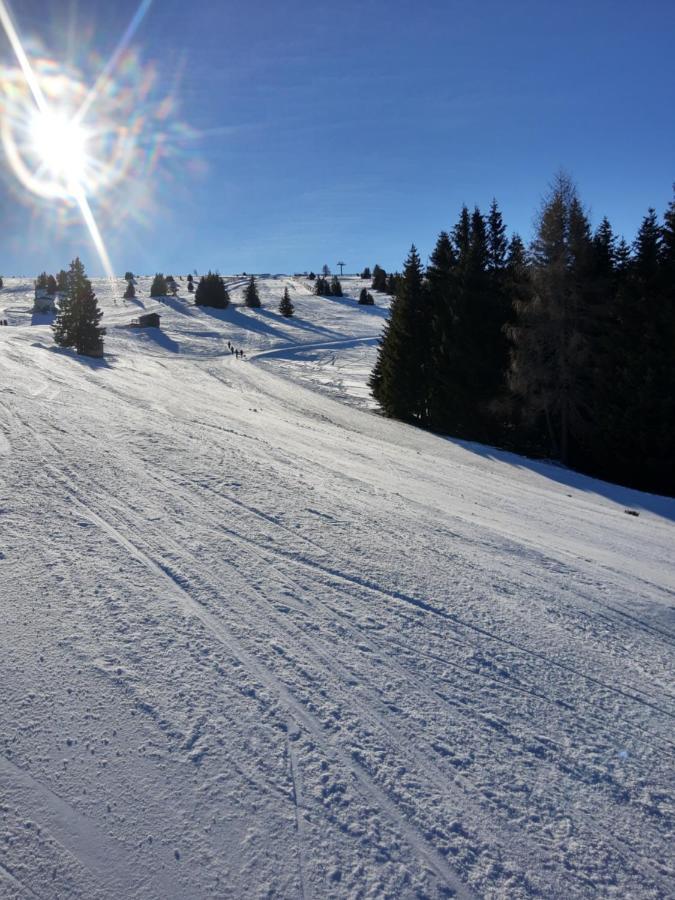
[{"x1": 0, "y1": 277, "x2": 673, "y2": 899}]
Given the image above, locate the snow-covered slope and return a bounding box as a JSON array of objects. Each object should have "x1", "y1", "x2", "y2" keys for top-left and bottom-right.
[{"x1": 0, "y1": 276, "x2": 673, "y2": 899}]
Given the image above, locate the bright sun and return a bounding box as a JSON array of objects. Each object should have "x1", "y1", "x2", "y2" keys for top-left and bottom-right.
[{"x1": 29, "y1": 109, "x2": 88, "y2": 186}]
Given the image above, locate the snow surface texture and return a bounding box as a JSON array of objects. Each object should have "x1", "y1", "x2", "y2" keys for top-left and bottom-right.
[{"x1": 0, "y1": 275, "x2": 673, "y2": 899}]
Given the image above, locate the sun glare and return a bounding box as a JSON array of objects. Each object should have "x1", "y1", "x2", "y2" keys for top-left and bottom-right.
[{"x1": 30, "y1": 109, "x2": 88, "y2": 186}]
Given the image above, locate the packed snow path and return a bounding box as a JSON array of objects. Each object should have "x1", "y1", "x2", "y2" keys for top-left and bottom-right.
[{"x1": 0, "y1": 277, "x2": 673, "y2": 898}]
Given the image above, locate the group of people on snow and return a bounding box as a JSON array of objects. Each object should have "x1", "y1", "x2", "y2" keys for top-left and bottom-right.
[{"x1": 227, "y1": 340, "x2": 246, "y2": 359}]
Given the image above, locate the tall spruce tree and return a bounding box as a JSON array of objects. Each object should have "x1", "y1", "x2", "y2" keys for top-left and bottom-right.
[
  {"x1": 507, "y1": 174, "x2": 599, "y2": 464},
  {"x1": 52, "y1": 258, "x2": 105, "y2": 356},
  {"x1": 370, "y1": 246, "x2": 431, "y2": 423},
  {"x1": 279, "y1": 287, "x2": 294, "y2": 317},
  {"x1": 244, "y1": 275, "x2": 261, "y2": 308},
  {"x1": 452, "y1": 205, "x2": 471, "y2": 261},
  {"x1": 426, "y1": 230, "x2": 459, "y2": 429},
  {"x1": 487, "y1": 199, "x2": 508, "y2": 271},
  {"x1": 329, "y1": 275, "x2": 343, "y2": 296}
]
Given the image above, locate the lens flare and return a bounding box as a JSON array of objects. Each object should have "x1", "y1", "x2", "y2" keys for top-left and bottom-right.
[
  {"x1": 0, "y1": 0, "x2": 199, "y2": 279},
  {"x1": 30, "y1": 109, "x2": 89, "y2": 188}
]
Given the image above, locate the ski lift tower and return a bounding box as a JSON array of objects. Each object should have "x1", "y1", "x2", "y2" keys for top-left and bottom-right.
[{"x1": 337, "y1": 261, "x2": 346, "y2": 276}]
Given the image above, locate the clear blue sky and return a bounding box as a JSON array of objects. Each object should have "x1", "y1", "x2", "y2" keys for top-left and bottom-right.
[{"x1": 1, "y1": 0, "x2": 673, "y2": 275}]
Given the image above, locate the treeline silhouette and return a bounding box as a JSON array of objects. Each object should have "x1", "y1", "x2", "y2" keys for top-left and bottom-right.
[{"x1": 370, "y1": 174, "x2": 675, "y2": 496}]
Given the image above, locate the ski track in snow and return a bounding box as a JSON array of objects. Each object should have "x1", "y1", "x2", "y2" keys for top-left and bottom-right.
[{"x1": 0, "y1": 276, "x2": 673, "y2": 899}]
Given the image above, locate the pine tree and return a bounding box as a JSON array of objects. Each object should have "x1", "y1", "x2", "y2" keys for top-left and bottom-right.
[
  {"x1": 314, "y1": 276, "x2": 331, "y2": 296},
  {"x1": 360, "y1": 267, "x2": 371, "y2": 279},
  {"x1": 372, "y1": 265, "x2": 387, "y2": 292},
  {"x1": 0, "y1": 276, "x2": 3, "y2": 289},
  {"x1": 35, "y1": 272, "x2": 48, "y2": 291},
  {"x1": 322, "y1": 264, "x2": 331, "y2": 277},
  {"x1": 46, "y1": 274, "x2": 57, "y2": 294},
  {"x1": 595, "y1": 203, "x2": 675, "y2": 492},
  {"x1": 187, "y1": 274, "x2": 194, "y2": 293},
  {"x1": 124, "y1": 271, "x2": 135, "y2": 283},
  {"x1": 452, "y1": 205, "x2": 471, "y2": 261},
  {"x1": 123, "y1": 279, "x2": 136, "y2": 299},
  {"x1": 195, "y1": 272, "x2": 229, "y2": 308},
  {"x1": 370, "y1": 246, "x2": 431, "y2": 423},
  {"x1": 279, "y1": 287, "x2": 294, "y2": 317},
  {"x1": 359, "y1": 287, "x2": 368, "y2": 303},
  {"x1": 507, "y1": 173, "x2": 598, "y2": 464},
  {"x1": 330, "y1": 275, "x2": 343, "y2": 296},
  {"x1": 487, "y1": 199, "x2": 508, "y2": 271},
  {"x1": 385, "y1": 273, "x2": 398, "y2": 295},
  {"x1": 244, "y1": 275, "x2": 261, "y2": 308},
  {"x1": 457, "y1": 205, "x2": 507, "y2": 440},
  {"x1": 426, "y1": 230, "x2": 461, "y2": 430},
  {"x1": 150, "y1": 273, "x2": 168, "y2": 297},
  {"x1": 52, "y1": 258, "x2": 105, "y2": 356},
  {"x1": 56, "y1": 270, "x2": 68, "y2": 292}
]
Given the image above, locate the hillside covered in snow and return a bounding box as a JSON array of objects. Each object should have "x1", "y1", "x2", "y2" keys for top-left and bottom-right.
[{"x1": 0, "y1": 275, "x2": 673, "y2": 899}]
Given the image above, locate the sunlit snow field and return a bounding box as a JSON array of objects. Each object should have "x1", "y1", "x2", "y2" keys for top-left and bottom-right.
[{"x1": 0, "y1": 275, "x2": 673, "y2": 899}]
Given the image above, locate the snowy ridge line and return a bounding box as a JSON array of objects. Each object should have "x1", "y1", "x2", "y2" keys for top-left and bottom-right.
[
  {"x1": 42, "y1": 434, "x2": 673, "y2": 896},
  {"x1": 24, "y1": 425, "x2": 477, "y2": 899}
]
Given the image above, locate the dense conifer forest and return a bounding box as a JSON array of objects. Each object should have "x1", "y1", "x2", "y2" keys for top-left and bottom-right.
[{"x1": 370, "y1": 175, "x2": 675, "y2": 495}]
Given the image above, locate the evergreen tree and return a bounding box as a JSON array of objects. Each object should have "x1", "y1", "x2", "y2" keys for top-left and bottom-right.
[
  {"x1": 360, "y1": 267, "x2": 371, "y2": 279},
  {"x1": 507, "y1": 173, "x2": 598, "y2": 464},
  {"x1": 457, "y1": 205, "x2": 508, "y2": 440},
  {"x1": 57, "y1": 270, "x2": 68, "y2": 292},
  {"x1": 308, "y1": 271, "x2": 316, "y2": 281},
  {"x1": 150, "y1": 273, "x2": 168, "y2": 297},
  {"x1": 279, "y1": 287, "x2": 294, "y2": 317},
  {"x1": 35, "y1": 272, "x2": 48, "y2": 291},
  {"x1": 487, "y1": 199, "x2": 508, "y2": 271},
  {"x1": 123, "y1": 279, "x2": 136, "y2": 299},
  {"x1": 244, "y1": 275, "x2": 261, "y2": 308},
  {"x1": 322, "y1": 264, "x2": 331, "y2": 277},
  {"x1": 46, "y1": 274, "x2": 57, "y2": 295},
  {"x1": 426, "y1": 230, "x2": 461, "y2": 430},
  {"x1": 359, "y1": 287, "x2": 368, "y2": 303},
  {"x1": 195, "y1": 272, "x2": 230, "y2": 308},
  {"x1": 52, "y1": 258, "x2": 105, "y2": 356},
  {"x1": 595, "y1": 204, "x2": 675, "y2": 492},
  {"x1": 187, "y1": 274, "x2": 194, "y2": 293},
  {"x1": 0, "y1": 276, "x2": 3, "y2": 289},
  {"x1": 330, "y1": 275, "x2": 343, "y2": 296},
  {"x1": 314, "y1": 276, "x2": 331, "y2": 296},
  {"x1": 452, "y1": 205, "x2": 471, "y2": 261},
  {"x1": 124, "y1": 271, "x2": 135, "y2": 283},
  {"x1": 372, "y1": 264, "x2": 387, "y2": 292},
  {"x1": 370, "y1": 246, "x2": 431, "y2": 423}
]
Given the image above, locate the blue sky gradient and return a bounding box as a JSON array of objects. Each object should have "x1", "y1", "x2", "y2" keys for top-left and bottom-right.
[{"x1": 1, "y1": 0, "x2": 673, "y2": 275}]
